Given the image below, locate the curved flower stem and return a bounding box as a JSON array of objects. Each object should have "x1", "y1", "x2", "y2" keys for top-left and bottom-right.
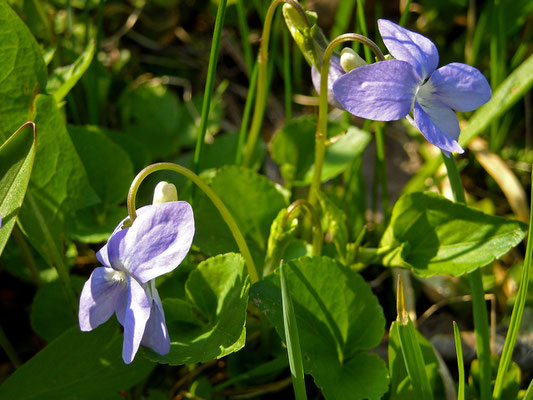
[
  {"x1": 308, "y1": 33, "x2": 384, "y2": 206},
  {"x1": 193, "y1": 0, "x2": 227, "y2": 174},
  {"x1": 283, "y1": 199, "x2": 323, "y2": 256},
  {"x1": 127, "y1": 163, "x2": 259, "y2": 284},
  {"x1": 442, "y1": 152, "x2": 491, "y2": 400},
  {"x1": 241, "y1": 0, "x2": 309, "y2": 168}
]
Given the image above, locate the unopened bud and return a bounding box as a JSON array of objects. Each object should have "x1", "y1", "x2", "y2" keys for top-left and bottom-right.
[
  {"x1": 340, "y1": 48, "x2": 367, "y2": 72},
  {"x1": 152, "y1": 181, "x2": 177, "y2": 204}
]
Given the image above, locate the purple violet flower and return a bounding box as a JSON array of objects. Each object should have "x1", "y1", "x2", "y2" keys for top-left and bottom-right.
[
  {"x1": 332, "y1": 19, "x2": 492, "y2": 154},
  {"x1": 311, "y1": 55, "x2": 345, "y2": 109},
  {"x1": 79, "y1": 201, "x2": 195, "y2": 364}
]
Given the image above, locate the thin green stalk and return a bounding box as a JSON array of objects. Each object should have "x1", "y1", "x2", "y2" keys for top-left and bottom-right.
[
  {"x1": 375, "y1": 122, "x2": 389, "y2": 222},
  {"x1": 280, "y1": 262, "x2": 307, "y2": 400},
  {"x1": 399, "y1": 0, "x2": 413, "y2": 27},
  {"x1": 193, "y1": 0, "x2": 228, "y2": 173},
  {"x1": 441, "y1": 152, "x2": 491, "y2": 400},
  {"x1": 0, "y1": 323, "x2": 21, "y2": 369},
  {"x1": 282, "y1": 28, "x2": 292, "y2": 120},
  {"x1": 235, "y1": 62, "x2": 258, "y2": 165},
  {"x1": 283, "y1": 200, "x2": 322, "y2": 257},
  {"x1": 241, "y1": 0, "x2": 310, "y2": 168},
  {"x1": 127, "y1": 163, "x2": 259, "y2": 284},
  {"x1": 308, "y1": 33, "x2": 384, "y2": 206},
  {"x1": 235, "y1": 0, "x2": 253, "y2": 75},
  {"x1": 331, "y1": 0, "x2": 357, "y2": 39},
  {"x1": 525, "y1": 379, "x2": 533, "y2": 400},
  {"x1": 355, "y1": 1, "x2": 389, "y2": 223},
  {"x1": 493, "y1": 169, "x2": 533, "y2": 399},
  {"x1": 355, "y1": 0, "x2": 372, "y2": 62},
  {"x1": 453, "y1": 322, "x2": 466, "y2": 400},
  {"x1": 12, "y1": 226, "x2": 41, "y2": 287},
  {"x1": 396, "y1": 277, "x2": 433, "y2": 400}
]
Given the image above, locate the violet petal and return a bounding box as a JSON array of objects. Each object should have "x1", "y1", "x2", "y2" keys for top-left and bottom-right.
[
  {"x1": 78, "y1": 267, "x2": 127, "y2": 331},
  {"x1": 311, "y1": 55, "x2": 345, "y2": 109},
  {"x1": 414, "y1": 102, "x2": 464, "y2": 154},
  {"x1": 332, "y1": 60, "x2": 418, "y2": 121},
  {"x1": 378, "y1": 19, "x2": 438, "y2": 81},
  {"x1": 425, "y1": 63, "x2": 492, "y2": 112},
  {"x1": 121, "y1": 276, "x2": 151, "y2": 364},
  {"x1": 141, "y1": 285, "x2": 170, "y2": 355},
  {"x1": 108, "y1": 202, "x2": 195, "y2": 284}
]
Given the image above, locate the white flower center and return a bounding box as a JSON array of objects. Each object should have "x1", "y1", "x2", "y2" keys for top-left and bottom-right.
[{"x1": 105, "y1": 269, "x2": 128, "y2": 288}]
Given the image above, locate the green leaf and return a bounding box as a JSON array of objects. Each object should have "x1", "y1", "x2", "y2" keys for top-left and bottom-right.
[
  {"x1": 17, "y1": 95, "x2": 99, "y2": 262},
  {"x1": 119, "y1": 81, "x2": 185, "y2": 159},
  {"x1": 46, "y1": 40, "x2": 95, "y2": 103},
  {"x1": 0, "y1": 2, "x2": 46, "y2": 144},
  {"x1": 0, "y1": 122, "x2": 36, "y2": 256},
  {"x1": 271, "y1": 115, "x2": 369, "y2": 186},
  {"x1": 251, "y1": 256, "x2": 389, "y2": 399},
  {"x1": 66, "y1": 205, "x2": 127, "y2": 244},
  {"x1": 379, "y1": 192, "x2": 527, "y2": 277},
  {"x1": 146, "y1": 253, "x2": 250, "y2": 365},
  {"x1": 194, "y1": 166, "x2": 288, "y2": 271},
  {"x1": 30, "y1": 277, "x2": 85, "y2": 342},
  {"x1": 68, "y1": 125, "x2": 134, "y2": 205},
  {"x1": 0, "y1": 321, "x2": 155, "y2": 400},
  {"x1": 388, "y1": 322, "x2": 445, "y2": 400}
]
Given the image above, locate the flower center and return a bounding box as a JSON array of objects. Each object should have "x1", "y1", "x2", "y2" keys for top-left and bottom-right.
[{"x1": 105, "y1": 269, "x2": 128, "y2": 288}]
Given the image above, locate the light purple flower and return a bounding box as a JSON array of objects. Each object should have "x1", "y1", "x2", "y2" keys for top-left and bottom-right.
[
  {"x1": 332, "y1": 19, "x2": 492, "y2": 154},
  {"x1": 311, "y1": 55, "x2": 345, "y2": 108},
  {"x1": 79, "y1": 201, "x2": 195, "y2": 364}
]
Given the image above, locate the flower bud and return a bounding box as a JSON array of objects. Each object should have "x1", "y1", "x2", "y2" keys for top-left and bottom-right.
[
  {"x1": 152, "y1": 181, "x2": 178, "y2": 204},
  {"x1": 340, "y1": 48, "x2": 367, "y2": 72}
]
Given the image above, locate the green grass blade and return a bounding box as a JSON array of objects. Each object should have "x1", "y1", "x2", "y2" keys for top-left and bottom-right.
[
  {"x1": 193, "y1": 0, "x2": 227, "y2": 173},
  {"x1": 280, "y1": 262, "x2": 307, "y2": 400},
  {"x1": 331, "y1": 0, "x2": 357, "y2": 39},
  {"x1": 453, "y1": 322, "x2": 465, "y2": 400},
  {"x1": 493, "y1": 169, "x2": 533, "y2": 399}
]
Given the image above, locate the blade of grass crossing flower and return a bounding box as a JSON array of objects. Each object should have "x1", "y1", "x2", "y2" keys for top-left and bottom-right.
[
  {"x1": 331, "y1": 0, "x2": 357, "y2": 39},
  {"x1": 283, "y1": 28, "x2": 292, "y2": 120},
  {"x1": 235, "y1": 62, "x2": 258, "y2": 165},
  {"x1": 193, "y1": 0, "x2": 227, "y2": 174},
  {"x1": 399, "y1": 0, "x2": 412, "y2": 27},
  {"x1": 396, "y1": 277, "x2": 433, "y2": 400},
  {"x1": 355, "y1": 0, "x2": 372, "y2": 62},
  {"x1": 235, "y1": 0, "x2": 253, "y2": 75},
  {"x1": 453, "y1": 322, "x2": 465, "y2": 400},
  {"x1": 280, "y1": 262, "x2": 307, "y2": 400},
  {"x1": 493, "y1": 169, "x2": 533, "y2": 399},
  {"x1": 442, "y1": 152, "x2": 491, "y2": 400}
]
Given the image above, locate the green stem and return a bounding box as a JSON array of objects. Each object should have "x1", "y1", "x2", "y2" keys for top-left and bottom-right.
[
  {"x1": 282, "y1": 28, "x2": 292, "y2": 121},
  {"x1": 493, "y1": 169, "x2": 533, "y2": 399},
  {"x1": 308, "y1": 33, "x2": 384, "y2": 206},
  {"x1": 283, "y1": 200, "x2": 322, "y2": 257},
  {"x1": 441, "y1": 152, "x2": 491, "y2": 400},
  {"x1": 375, "y1": 122, "x2": 389, "y2": 222},
  {"x1": 12, "y1": 226, "x2": 42, "y2": 287},
  {"x1": 241, "y1": 0, "x2": 309, "y2": 168},
  {"x1": 525, "y1": 379, "x2": 533, "y2": 400},
  {"x1": 355, "y1": 0, "x2": 372, "y2": 62},
  {"x1": 454, "y1": 321, "x2": 466, "y2": 400},
  {"x1": 193, "y1": 0, "x2": 227, "y2": 173},
  {"x1": 127, "y1": 163, "x2": 259, "y2": 284},
  {"x1": 235, "y1": 62, "x2": 258, "y2": 165},
  {"x1": 280, "y1": 262, "x2": 307, "y2": 400},
  {"x1": 235, "y1": 0, "x2": 253, "y2": 76},
  {"x1": 399, "y1": 0, "x2": 413, "y2": 27},
  {"x1": 0, "y1": 323, "x2": 21, "y2": 369}
]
